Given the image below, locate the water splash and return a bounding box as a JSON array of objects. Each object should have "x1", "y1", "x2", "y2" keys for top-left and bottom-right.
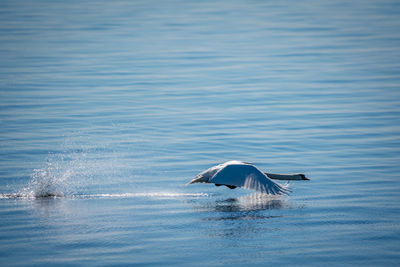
[
  {"x1": 16, "y1": 148, "x2": 93, "y2": 198},
  {"x1": 0, "y1": 129, "x2": 210, "y2": 199}
]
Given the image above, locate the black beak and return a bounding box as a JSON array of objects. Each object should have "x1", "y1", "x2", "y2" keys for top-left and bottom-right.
[{"x1": 301, "y1": 174, "x2": 310, "y2": 180}]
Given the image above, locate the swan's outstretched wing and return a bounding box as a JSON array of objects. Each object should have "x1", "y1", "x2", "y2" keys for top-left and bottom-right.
[{"x1": 210, "y1": 163, "x2": 290, "y2": 195}]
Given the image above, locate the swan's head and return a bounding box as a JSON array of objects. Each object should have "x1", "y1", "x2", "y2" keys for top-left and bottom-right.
[{"x1": 298, "y1": 174, "x2": 310, "y2": 180}]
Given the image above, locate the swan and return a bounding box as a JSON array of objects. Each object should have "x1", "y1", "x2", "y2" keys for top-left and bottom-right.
[{"x1": 187, "y1": 161, "x2": 309, "y2": 195}]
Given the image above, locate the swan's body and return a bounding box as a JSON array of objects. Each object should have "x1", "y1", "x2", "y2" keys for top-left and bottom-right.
[{"x1": 188, "y1": 161, "x2": 309, "y2": 195}]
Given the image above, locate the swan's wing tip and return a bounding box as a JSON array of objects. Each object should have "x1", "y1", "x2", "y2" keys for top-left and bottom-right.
[{"x1": 250, "y1": 179, "x2": 291, "y2": 195}]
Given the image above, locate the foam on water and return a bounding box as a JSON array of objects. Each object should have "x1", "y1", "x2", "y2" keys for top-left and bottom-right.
[
  {"x1": 79, "y1": 192, "x2": 209, "y2": 198},
  {"x1": 0, "y1": 192, "x2": 209, "y2": 199}
]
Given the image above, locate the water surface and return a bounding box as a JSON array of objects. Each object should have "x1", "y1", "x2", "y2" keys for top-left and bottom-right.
[{"x1": 1, "y1": 0, "x2": 400, "y2": 266}]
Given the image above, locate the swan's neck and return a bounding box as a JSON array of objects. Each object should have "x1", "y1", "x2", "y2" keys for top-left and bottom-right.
[{"x1": 265, "y1": 173, "x2": 301, "y2": 180}]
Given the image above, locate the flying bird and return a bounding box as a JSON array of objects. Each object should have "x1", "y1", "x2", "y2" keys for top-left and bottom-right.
[{"x1": 187, "y1": 161, "x2": 309, "y2": 195}]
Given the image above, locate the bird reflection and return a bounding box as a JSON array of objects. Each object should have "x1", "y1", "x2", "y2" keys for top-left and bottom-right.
[
  {"x1": 193, "y1": 193, "x2": 292, "y2": 239},
  {"x1": 214, "y1": 193, "x2": 288, "y2": 213},
  {"x1": 197, "y1": 193, "x2": 290, "y2": 223}
]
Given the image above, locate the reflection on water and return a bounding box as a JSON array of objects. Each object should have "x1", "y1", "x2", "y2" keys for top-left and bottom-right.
[
  {"x1": 27, "y1": 198, "x2": 68, "y2": 222},
  {"x1": 193, "y1": 193, "x2": 297, "y2": 239},
  {"x1": 196, "y1": 193, "x2": 296, "y2": 222},
  {"x1": 214, "y1": 193, "x2": 290, "y2": 213}
]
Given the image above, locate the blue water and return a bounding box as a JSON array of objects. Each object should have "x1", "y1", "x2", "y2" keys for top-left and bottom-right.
[{"x1": 1, "y1": 0, "x2": 400, "y2": 266}]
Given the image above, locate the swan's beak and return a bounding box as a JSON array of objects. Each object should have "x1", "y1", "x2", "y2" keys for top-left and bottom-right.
[{"x1": 300, "y1": 174, "x2": 310, "y2": 180}]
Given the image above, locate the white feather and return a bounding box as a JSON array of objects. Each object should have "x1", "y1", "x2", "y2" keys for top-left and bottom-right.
[{"x1": 189, "y1": 161, "x2": 290, "y2": 195}]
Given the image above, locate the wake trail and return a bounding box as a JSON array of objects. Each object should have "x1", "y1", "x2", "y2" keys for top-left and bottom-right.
[{"x1": 0, "y1": 192, "x2": 210, "y2": 199}]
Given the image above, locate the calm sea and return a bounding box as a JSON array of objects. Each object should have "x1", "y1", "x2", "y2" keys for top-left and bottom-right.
[{"x1": 1, "y1": 0, "x2": 400, "y2": 266}]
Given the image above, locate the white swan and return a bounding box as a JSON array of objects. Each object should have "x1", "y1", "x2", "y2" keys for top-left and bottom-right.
[{"x1": 187, "y1": 161, "x2": 309, "y2": 195}]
